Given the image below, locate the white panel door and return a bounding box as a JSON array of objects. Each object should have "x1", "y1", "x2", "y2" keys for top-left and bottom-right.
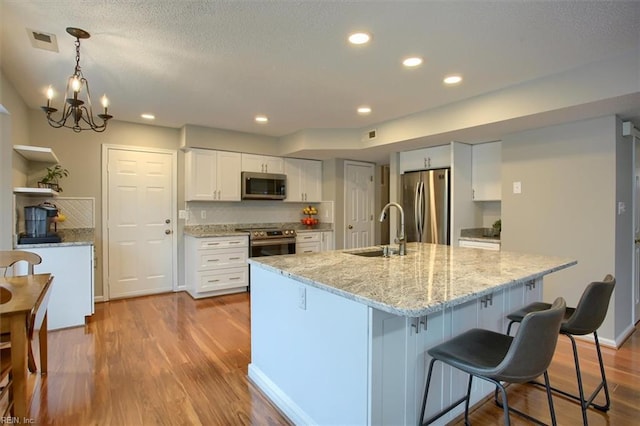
[
  {"x1": 635, "y1": 135, "x2": 640, "y2": 325},
  {"x1": 344, "y1": 161, "x2": 374, "y2": 249},
  {"x1": 107, "y1": 147, "x2": 175, "y2": 299}
]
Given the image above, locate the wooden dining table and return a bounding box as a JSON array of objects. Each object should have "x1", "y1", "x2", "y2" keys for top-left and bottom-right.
[{"x1": 0, "y1": 273, "x2": 52, "y2": 418}]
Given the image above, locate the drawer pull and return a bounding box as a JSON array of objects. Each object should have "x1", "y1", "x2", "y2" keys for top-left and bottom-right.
[
  {"x1": 229, "y1": 257, "x2": 241, "y2": 260},
  {"x1": 208, "y1": 279, "x2": 220, "y2": 283},
  {"x1": 229, "y1": 277, "x2": 241, "y2": 280},
  {"x1": 207, "y1": 259, "x2": 219, "y2": 262},
  {"x1": 206, "y1": 242, "x2": 220, "y2": 246},
  {"x1": 229, "y1": 241, "x2": 241, "y2": 244}
]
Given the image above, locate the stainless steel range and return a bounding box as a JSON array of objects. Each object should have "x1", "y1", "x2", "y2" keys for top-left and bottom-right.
[{"x1": 236, "y1": 227, "x2": 297, "y2": 257}]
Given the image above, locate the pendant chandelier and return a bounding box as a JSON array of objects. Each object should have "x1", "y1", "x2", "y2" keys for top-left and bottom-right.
[{"x1": 41, "y1": 27, "x2": 113, "y2": 133}]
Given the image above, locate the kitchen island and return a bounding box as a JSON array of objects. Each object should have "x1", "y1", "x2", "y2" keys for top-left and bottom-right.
[{"x1": 248, "y1": 243, "x2": 576, "y2": 425}]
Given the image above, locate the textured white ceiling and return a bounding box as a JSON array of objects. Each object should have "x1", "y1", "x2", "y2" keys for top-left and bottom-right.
[{"x1": 1, "y1": 1, "x2": 639, "y2": 139}]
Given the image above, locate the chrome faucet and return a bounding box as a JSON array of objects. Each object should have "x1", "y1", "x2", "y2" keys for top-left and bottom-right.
[{"x1": 379, "y1": 202, "x2": 406, "y2": 256}]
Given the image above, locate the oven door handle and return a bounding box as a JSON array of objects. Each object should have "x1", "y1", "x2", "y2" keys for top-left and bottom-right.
[{"x1": 250, "y1": 238, "x2": 296, "y2": 247}]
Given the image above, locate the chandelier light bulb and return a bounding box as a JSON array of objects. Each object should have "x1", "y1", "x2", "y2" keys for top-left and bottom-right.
[
  {"x1": 71, "y1": 76, "x2": 81, "y2": 92},
  {"x1": 46, "y1": 86, "x2": 54, "y2": 100},
  {"x1": 101, "y1": 94, "x2": 109, "y2": 109}
]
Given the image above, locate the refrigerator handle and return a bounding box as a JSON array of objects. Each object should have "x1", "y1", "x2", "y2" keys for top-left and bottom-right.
[
  {"x1": 414, "y1": 181, "x2": 421, "y2": 241},
  {"x1": 418, "y1": 181, "x2": 425, "y2": 241}
]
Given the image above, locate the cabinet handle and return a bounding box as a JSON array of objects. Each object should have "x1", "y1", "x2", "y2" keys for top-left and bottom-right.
[
  {"x1": 229, "y1": 277, "x2": 241, "y2": 280},
  {"x1": 229, "y1": 257, "x2": 240, "y2": 260},
  {"x1": 206, "y1": 243, "x2": 220, "y2": 246},
  {"x1": 229, "y1": 241, "x2": 241, "y2": 244},
  {"x1": 480, "y1": 294, "x2": 493, "y2": 308},
  {"x1": 301, "y1": 192, "x2": 304, "y2": 200},
  {"x1": 207, "y1": 259, "x2": 219, "y2": 262},
  {"x1": 208, "y1": 279, "x2": 220, "y2": 283}
]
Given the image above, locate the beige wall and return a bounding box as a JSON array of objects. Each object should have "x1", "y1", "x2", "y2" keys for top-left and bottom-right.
[
  {"x1": 1, "y1": 71, "x2": 31, "y2": 249},
  {"x1": 501, "y1": 115, "x2": 631, "y2": 343}
]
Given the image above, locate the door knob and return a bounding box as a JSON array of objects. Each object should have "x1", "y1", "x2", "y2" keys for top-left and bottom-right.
[
  {"x1": 348, "y1": 225, "x2": 353, "y2": 229},
  {"x1": 165, "y1": 219, "x2": 171, "y2": 224},
  {"x1": 165, "y1": 229, "x2": 172, "y2": 235}
]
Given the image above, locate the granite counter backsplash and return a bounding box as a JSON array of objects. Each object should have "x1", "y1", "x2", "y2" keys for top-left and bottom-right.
[
  {"x1": 184, "y1": 222, "x2": 333, "y2": 237},
  {"x1": 460, "y1": 227, "x2": 500, "y2": 242}
]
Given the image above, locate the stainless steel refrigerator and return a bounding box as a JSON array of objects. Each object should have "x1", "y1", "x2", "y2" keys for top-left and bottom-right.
[{"x1": 401, "y1": 168, "x2": 450, "y2": 244}]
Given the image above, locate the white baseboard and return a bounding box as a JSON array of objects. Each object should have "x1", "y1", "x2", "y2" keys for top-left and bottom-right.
[
  {"x1": 571, "y1": 325, "x2": 636, "y2": 349},
  {"x1": 247, "y1": 364, "x2": 314, "y2": 426}
]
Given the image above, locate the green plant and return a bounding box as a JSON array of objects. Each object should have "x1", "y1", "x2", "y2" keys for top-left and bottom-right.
[
  {"x1": 39, "y1": 164, "x2": 69, "y2": 192},
  {"x1": 492, "y1": 219, "x2": 501, "y2": 233}
]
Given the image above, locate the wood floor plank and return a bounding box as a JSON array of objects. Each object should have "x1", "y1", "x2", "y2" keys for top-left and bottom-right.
[{"x1": 19, "y1": 291, "x2": 640, "y2": 425}]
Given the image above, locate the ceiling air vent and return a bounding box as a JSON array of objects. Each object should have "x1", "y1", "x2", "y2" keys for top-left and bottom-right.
[
  {"x1": 27, "y1": 28, "x2": 59, "y2": 52},
  {"x1": 368, "y1": 129, "x2": 377, "y2": 140}
]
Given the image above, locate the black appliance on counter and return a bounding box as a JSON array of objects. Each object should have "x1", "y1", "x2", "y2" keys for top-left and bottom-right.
[
  {"x1": 18, "y1": 203, "x2": 61, "y2": 244},
  {"x1": 236, "y1": 227, "x2": 296, "y2": 257}
]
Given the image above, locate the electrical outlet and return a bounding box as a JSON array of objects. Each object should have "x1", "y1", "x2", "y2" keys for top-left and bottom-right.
[
  {"x1": 298, "y1": 287, "x2": 306, "y2": 310},
  {"x1": 513, "y1": 181, "x2": 522, "y2": 194},
  {"x1": 200, "y1": 211, "x2": 206, "y2": 219},
  {"x1": 178, "y1": 209, "x2": 187, "y2": 220}
]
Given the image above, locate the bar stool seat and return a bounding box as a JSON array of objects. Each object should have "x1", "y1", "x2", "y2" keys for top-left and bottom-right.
[
  {"x1": 419, "y1": 297, "x2": 566, "y2": 426},
  {"x1": 506, "y1": 274, "x2": 615, "y2": 426}
]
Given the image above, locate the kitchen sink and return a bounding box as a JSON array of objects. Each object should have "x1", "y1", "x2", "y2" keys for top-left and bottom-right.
[
  {"x1": 346, "y1": 249, "x2": 385, "y2": 257},
  {"x1": 345, "y1": 248, "x2": 402, "y2": 257}
]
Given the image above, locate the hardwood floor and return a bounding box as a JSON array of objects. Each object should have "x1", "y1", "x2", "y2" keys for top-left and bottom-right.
[{"x1": 24, "y1": 291, "x2": 640, "y2": 425}]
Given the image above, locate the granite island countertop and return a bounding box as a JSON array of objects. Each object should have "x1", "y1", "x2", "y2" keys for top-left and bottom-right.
[{"x1": 248, "y1": 242, "x2": 576, "y2": 317}]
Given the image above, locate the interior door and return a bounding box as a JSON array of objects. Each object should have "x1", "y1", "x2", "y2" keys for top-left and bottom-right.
[
  {"x1": 344, "y1": 161, "x2": 374, "y2": 249},
  {"x1": 634, "y1": 136, "x2": 640, "y2": 325},
  {"x1": 105, "y1": 146, "x2": 176, "y2": 299}
]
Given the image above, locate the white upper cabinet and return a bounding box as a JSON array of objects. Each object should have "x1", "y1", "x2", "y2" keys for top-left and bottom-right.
[
  {"x1": 284, "y1": 158, "x2": 322, "y2": 202},
  {"x1": 241, "y1": 153, "x2": 284, "y2": 174},
  {"x1": 185, "y1": 149, "x2": 241, "y2": 201},
  {"x1": 400, "y1": 144, "x2": 450, "y2": 173},
  {"x1": 472, "y1": 141, "x2": 501, "y2": 201}
]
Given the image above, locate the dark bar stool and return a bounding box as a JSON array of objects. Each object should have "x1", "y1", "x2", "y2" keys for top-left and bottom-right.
[
  {"x1": 419, "y1": 297, "x2": 566, "y2": 426},
  {"x1": 506, "y1": 274, "x2": 615, "y2": 426}
]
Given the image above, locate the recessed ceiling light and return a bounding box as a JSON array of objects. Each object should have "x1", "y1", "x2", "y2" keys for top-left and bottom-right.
[
  {"x1": 357, "y1": 106, "x2": 372, "y2": 115},
  {"x1": 443, "y1": 75, "x2": 463, "y2": 85},
  {"x1": 402, "y1": 57, "x2": 423, "y2": 67},
  {"x1": 348, "y1": 32, "x2": 371, "y2": 45},
  {"x1": 255, "y1": 115, "x2": 268, "y2": 123},
  {"x1": 141, "y1": 113, "x2": 155, "y2": 120}
]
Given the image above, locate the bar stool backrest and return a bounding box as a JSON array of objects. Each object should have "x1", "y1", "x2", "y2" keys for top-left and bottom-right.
[
  {"x1": 492, "y1": 297, "x2": 566, "y2": 383},
  {"x1": 562, "y1": 274, "x2": 615, "y2": 336}
]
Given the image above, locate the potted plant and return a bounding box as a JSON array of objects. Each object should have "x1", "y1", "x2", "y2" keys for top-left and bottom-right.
[
  {"x1": 38, "y1": 164, "x2": 69, "y2": 192},
  {"x1": 492, "y1": 219, "x2": 501, "y2": 236}
]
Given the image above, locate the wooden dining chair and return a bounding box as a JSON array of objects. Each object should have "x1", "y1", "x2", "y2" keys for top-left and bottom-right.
[
  {"x1": 0, "y1": 347, "x2": 14, "y2": 416},
  {"x1": 0, "y1": 251, "x2": 53, "y2": 374},
  {"x1": 0, "y1": 250, "x2": 42, "y2": 277}
]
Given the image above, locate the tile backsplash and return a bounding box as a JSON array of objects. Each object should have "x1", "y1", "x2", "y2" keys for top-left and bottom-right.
[
  {"x1": 186, "y1": 200, "x2": 334, "y2": 226},
  {"x1": 15, "y1": 196, "x2": 95, "y2": 233}
]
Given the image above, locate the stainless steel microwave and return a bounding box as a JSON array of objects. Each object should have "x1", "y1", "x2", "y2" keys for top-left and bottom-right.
[{"x1": 241, "y1": 172, "x2": 286, "y2": 200}]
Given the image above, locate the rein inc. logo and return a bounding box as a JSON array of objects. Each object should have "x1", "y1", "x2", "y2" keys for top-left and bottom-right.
[{"x1": 1, "y1": 417, "x2": 36, "y2": 424}]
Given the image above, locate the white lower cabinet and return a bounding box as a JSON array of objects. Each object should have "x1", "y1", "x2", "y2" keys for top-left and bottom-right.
[
  {"x1": 371, "y1": 280, "x2": 539, "y2": 425},
  {"x1": 185, "y1": 235, "x2": 248, "y2": 298},
  {"x1": 321, "y1": 231, "x2": 334, "y2": 251},
  {"x1": 20, "y1": 245, "x2": 94, "y2": 330},
  {"x1": 296, "y1": 232, "x2": 322, "y2": 254}
]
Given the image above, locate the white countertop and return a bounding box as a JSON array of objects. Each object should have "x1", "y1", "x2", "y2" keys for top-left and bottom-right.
[{"x1": 248, "y1": 242, "x2": 576, "y2": 317}]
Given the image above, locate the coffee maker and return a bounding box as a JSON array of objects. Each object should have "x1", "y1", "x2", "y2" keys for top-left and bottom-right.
[{"x1": 19, "y1": 202, "x2": 61, "y2": 244}]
